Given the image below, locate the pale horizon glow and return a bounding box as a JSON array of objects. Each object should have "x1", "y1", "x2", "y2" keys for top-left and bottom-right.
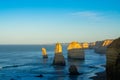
[{"x1": 0, "y1": 0, "x2": 120, "y2": 44}]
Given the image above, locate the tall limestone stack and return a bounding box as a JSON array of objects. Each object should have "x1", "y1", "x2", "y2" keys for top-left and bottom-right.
[
  {"x1": 41, "y1": 48, "x2": 48, "y2": 58},
  {"x1": 53, "y1": 43, "x2": 66, "y2": 66},
  {"x1": 82, "y1": 42, "x2": 89, "y2": 49},
  {"x1": 94, "y1": 40, "x2": 113, "y2": 53},
  {"x1": 106, "y1": 38, "x2": 120, "y2": 80},
  {"x1": 67, "y1": 42, "x2": 84, "y2": 60}
]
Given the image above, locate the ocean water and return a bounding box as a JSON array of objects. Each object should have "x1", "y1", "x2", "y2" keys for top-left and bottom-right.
[{"x1": 0, "y1": 45, "x2": 106, "y2": 80}]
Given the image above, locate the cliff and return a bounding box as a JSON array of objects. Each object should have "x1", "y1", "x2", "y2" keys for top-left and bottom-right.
[
  {"x1": 94, "y1": 39, "x2": 113, "y2": 53},
  {"x1": 106, "y1": 38, "x2": 120, "y2": 80}
]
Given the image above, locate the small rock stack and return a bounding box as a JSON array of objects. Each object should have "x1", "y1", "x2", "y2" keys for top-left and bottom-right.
[
  {"x1": 69, "y1": 65, "x2": 80, "y2": 75},
  {"x1": 41, "y1": 48, "x2": 48, "y2": 58}
]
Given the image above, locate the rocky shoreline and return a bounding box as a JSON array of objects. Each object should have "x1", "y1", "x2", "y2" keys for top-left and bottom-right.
[{"x1": 90, "y1": 71, "x2": 106, "y2": 80}]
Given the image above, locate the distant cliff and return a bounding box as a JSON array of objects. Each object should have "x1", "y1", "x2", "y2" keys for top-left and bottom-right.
[
  {"x1": 106, "y1": 38, "x2": 120, "y2": 80},
  {"x1": 89, "y1": 42, "x2": 96, "y2": 49},
  {"x1": 82, "y1": 42, "x2": 89, "y2": 49},
  {"x1": 94, "y1": 39, "x2": 113, "y2": 53}
]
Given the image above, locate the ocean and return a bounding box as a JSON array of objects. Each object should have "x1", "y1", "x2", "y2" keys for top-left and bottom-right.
[{"x1": 0, "y1": 44, "x2": 106, "y2": 80}]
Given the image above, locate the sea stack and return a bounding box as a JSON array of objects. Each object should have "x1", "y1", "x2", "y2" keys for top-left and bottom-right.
[
  {"x1": 69, "y1": 65, "x2": 80, "y2": 75},
  {"x1": 106, "y1": 38, "x2": 120, "y2": 80},
  {"x1": 53, "y1": 42, "x2": 66, "y2": 66},
  {"x1": 67, "y1": 41, "x2": 84, "y2": 60},
  {"x1": 41, "y1": 48, "x2": 48, "y2": 58},
  {"x1": 82, "y1": 42, "x2": 89, "y2": 49}
]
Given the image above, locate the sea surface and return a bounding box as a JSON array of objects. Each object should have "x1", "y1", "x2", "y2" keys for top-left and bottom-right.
[{"x1": 0, "y1": 45, "x2": 106, "y2": 80}]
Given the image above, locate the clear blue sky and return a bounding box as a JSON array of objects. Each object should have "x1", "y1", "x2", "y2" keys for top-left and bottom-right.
[{"x1": 0, "y1": 0, "x2": 120, "y2": 44}]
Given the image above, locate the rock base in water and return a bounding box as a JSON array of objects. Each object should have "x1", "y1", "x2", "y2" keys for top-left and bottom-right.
[
  {"x1": 69, "y1": 65, "x2": 80, "y2": 75},
  {"x1": 35, "y1": 74, "x2": 43, "y2": 77},
  {"x1": 53, "y1": 53, "x2": 65, "y2": 66},
  {"x1": 68, "y1": 49, "x2": 84, "y2": 60},
  {"x1": 43, "y1": 55, "x2": 48, "y2": 58}
]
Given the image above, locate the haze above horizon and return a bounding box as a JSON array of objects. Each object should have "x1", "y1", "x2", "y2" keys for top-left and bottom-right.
[{"x1": 0, "y1": 0, "x2": 120, "y2": 44}]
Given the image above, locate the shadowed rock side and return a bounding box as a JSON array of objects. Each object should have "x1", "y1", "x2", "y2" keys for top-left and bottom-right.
[
  {"x1": 89, "y1": 42, "x2": 96, "y2": 49},
  {"x1": 94, "y1": 40, "x2": 113, "y2": 53},
  {"x1": 106, "y1": 38, "x2": 120, "y2": 80},
  {"x1": 41, "y1": 48, "x2": 48, "y2": 58},
  {"x1": 53, "y1": 54, "x2": 66, "y2": 66},
  {"x1": 53, "y1": 43, "x2": 66, "y2": 66},
  {"x1": 69, "y1": 65, "x2": 80, "y2": 75},
  {"x1": 67, "y1": 42, "x2": 84, "y2": 60}
]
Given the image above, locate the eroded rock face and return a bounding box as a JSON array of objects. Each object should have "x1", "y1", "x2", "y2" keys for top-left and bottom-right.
[
  {"x1": 106, "y1": 38, "x2": 120, "y2": 80},
  {"x1": 53, "y1": 43, "x2": 65, "y2": 66},
  {"x1": 69, "y1": 65, "x2": 80, "y2": 75},
  {"x1": 94, "y1": 40, "x2": 113, "y2": 53},
  {"x1": 67, "y1": 42, "x2": 84, "y2": 60},
  {"x1": 41, "y1": 48, "x2": 48, "y2": 58}
]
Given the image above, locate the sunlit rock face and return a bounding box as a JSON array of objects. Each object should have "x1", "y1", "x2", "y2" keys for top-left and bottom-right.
[
  {"x1": 106, "y1": 38, "x2": 120, "y2": 80},
  {"x1": 82, "y1": 42, "x2": 89, "y2": 49},
  {"x1": 55, "y1": 43, "x2": 62, "y2": 54},
  {"x1": 67, "y1": 42, "x2": 82, "y2": 50},
  {"x1": 67, "y1": 42, "x2": 84, "y2": 60},
  {"x1": 102, "y1": 40, "x2": 113, "y2": 46},
  {"x1": 41, "y1": 48, "x2": 48, "y2": 58},
  {"x1": 94, "y1": 39, "x2": 113, "y2": 53},
  {"x1": 53, "y1": 43, "x2": 65, "y2": 66}
]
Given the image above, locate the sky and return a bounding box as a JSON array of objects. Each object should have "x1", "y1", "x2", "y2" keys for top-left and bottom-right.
[{"x1": 0, "y1": 0, "x2": 120, "y2": 44}]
